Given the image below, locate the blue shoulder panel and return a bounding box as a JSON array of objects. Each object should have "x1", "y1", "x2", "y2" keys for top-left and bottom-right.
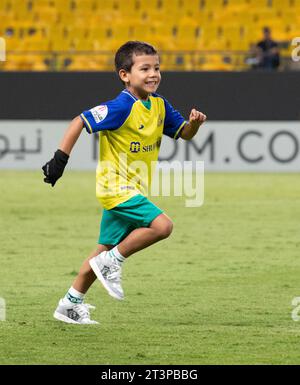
[
  {"x1": 80, "y1": 91, "x2": 136, "y2": 134},
  {"x1": 152, "y1": 93, "x2": 186, "y2": 140}
]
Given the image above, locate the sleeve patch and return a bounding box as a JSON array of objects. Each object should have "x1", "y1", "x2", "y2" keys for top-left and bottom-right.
[{"x1": 90, "y1": 105, "x2": 108, "y2": 124}]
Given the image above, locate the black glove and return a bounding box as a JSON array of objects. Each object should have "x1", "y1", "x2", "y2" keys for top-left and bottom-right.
[{"x1": 42, "y1": 149, "x2": 69, "y2": 187}]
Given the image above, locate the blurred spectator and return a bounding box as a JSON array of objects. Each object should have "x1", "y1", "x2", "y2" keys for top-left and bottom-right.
[
  {"x1": 4, "y1": 27, "x2": 14, "y2": 37},
  {"x1": 255, "y1": 27, "x2": 280, "y2": 70}
]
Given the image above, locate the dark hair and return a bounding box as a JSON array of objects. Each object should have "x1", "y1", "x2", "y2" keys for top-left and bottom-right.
[{"x1": 115, "y1": 41, "x2": 158, "y2": 76}]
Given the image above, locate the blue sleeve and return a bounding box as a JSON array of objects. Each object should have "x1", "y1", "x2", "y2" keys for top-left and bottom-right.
[
  {"x1": 163, "y1": 97, "x2": 186, "y2": 140},
  {"x1": 80, "y1": 98, "x2": 132, "y2": 134}
]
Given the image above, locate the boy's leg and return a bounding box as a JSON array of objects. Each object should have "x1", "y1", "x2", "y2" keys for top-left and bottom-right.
[
  {"x1": 89, "y1": 213, "x2": 173, "y2": 300},
  {"x1": 72, "y1": 244, "x2": 114, "y2": 294},
  {"x1": 117, "y1": 213, "x2": 173, "y2": 257},
  {"x1": 89, "y1": 196, "x2": 173, "y2": 300},
  {"x1": 54, "y1": 244, "x2": 114, "y2": 324}
]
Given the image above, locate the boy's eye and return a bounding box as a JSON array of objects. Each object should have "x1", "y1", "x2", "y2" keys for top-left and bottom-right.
[{"x1": 140, "y1": 67, "x2": 160, "y2": 71}]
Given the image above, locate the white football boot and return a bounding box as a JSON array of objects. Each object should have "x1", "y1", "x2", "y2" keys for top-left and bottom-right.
[
  {"x1": 89, "y1": 251, "x2": 124, "y2": 300},
  {"x1": 53, "y1": 299, "x2": 99, "y2": 324}
]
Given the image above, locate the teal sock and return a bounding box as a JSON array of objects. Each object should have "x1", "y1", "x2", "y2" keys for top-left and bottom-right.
[
  {"x1": 64, "y1": 286, "x2": 84, "y2": 305},
  {"x1": 109, "y1": 246, "x2": 126, "y2": 265}
]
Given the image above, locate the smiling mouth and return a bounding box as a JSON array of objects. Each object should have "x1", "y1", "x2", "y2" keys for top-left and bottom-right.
[{"x1": 145, "y1": 81, "x2": 157, "y2": 86}]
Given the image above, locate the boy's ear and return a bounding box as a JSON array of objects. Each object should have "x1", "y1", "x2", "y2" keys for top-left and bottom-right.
[{"x1": 119, "y1": 69, "x2": 129, "y2": 83}]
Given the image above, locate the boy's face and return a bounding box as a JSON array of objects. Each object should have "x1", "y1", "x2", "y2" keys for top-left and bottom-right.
[{"x1": 120, "y1": 54, "x2": 161, "y2": 99}]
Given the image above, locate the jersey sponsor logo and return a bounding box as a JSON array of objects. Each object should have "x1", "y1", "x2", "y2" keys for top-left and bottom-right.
[
  {"x1": 142, "y1": 138, "x2": 161, "y2": 152},
  {"x1": 130, "y1": 141, "x2": 141, "y2": 153},
  {"x1": 130, "y1": 138, "x2": 162, "y2": 153},
  {"x1": 90, "y1": 105, "x2": 108, "y2": 124}
]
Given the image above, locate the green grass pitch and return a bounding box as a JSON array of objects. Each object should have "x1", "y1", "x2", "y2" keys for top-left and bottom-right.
[{"x1": 0, "y1": 171, "x2": 300, "y2": 364}]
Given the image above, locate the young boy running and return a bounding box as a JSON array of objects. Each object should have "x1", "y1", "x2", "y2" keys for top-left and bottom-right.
[{"x1": 42, "y1": 41, "x2": 207, "y2": 324}]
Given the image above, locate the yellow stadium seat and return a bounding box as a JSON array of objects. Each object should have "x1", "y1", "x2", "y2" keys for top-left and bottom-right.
[
  {"x1": 247, "y1": 0, "x2": 269, "y2": 8},
  {"x1": 1, "y1": 52, "x2": 49, "y2": 71},
  {"x1": 66, "y1": 26, "x2": 89, "y2": 40},
  {"x1": 161, "y1": 0, "x2": 183, "y2": 10},
  {"x1": 93, "y1": 0, "x2": 115, "y2": 12},
  {"x1": 24, "y1": 37, "x2": 50, "y2": 51},
  {"x1": 70, "y1": 0, "x2": 95, "y2": 11},
  {"x1": 197, "y1": 54, "x2": 236, "y2": 71},
  {"x1": 139, "y1": 0, "x2": 160, "y2": 10},
  {"x1": 175, "y1": 25, "x2": 201, "y2": 50},
  {"x1": 115, "y1": 0, "x2": 139, "y2": 14},
  {"x1": 111, "y1": 25, "x2": 132, "y2": 43},
  {"x1": 89, "y1": 26, "x2": 110, "y2": 40},
  {"x1": 51, "y1": 0, "x2": 72, "y2": 12},
  {"x1": 73, "y1": 38, "x2": 95, "y2": 51},
  {"x1": 272, "y1": 0, "x2": 300, "y2": 8},
  {"x1": 180, "y1": 0, "x2": 202, "y2": 14},
  {"x1": 4, "y1": 35, "x2": 30, "y2": 51},
  {"x1": 89, "y1": 27, "x2": 116, "y2": 50},
  {"x1": 66, "y1": 53, "x2": 114, "y2": 71},
  {"x1": 35, "y1": 7, "x2": 58, "y2": 23},
  {"x1": 49, "y1": 36, "x2": 73, "y2": 51},
  {"x1": 129, "y1": 24, "x2": 152, "y2": 41}
]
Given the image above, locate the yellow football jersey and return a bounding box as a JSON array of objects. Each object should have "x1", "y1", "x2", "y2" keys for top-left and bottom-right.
[{"x1": 80, "y1": 90, "x2": 186, "y2": 209}]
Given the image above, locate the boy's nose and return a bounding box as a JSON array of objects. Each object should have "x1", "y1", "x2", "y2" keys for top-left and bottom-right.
[
  {"x1": 149, "y1": 70, "x2": 158, "y2": 77},
  {"x1": 148, "y1": 74, "x2": 158, "y2": 80}
]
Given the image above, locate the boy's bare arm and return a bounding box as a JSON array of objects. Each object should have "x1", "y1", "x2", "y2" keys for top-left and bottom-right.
[
  {"x1": 180, "y1": 109, "x2": 207, "y2": 140},
  {"x1": 42, "y1": 116, "x2": 84, "y2": 187},
  {"x1": 59, "y1": 116, "x2": 84, "y2": 155}
]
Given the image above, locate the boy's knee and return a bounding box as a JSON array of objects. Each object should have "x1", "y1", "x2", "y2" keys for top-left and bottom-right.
[{"x1": 158, "y1": 220, "x2": 173, "y2": 240}]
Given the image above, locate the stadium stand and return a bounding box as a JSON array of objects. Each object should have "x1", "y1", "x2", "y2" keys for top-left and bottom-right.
[{"x1": 0, "y1": 0, "x2": 299, "y2": 71}]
